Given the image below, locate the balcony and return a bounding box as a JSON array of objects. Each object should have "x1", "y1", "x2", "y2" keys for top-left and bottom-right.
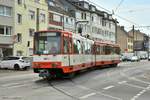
[
  {"x1": 49, "y1": 21, "x2": 63, "y2": 26},
  {"x1": 0, "y1": 35, "x2": 14, "y2": 45}
]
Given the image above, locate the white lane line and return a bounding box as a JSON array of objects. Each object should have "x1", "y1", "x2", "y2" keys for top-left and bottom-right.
[
  {"x1": 131, "y1": 86, "x2": 148, "y2": 100},
  {"x1": 130, "y1": 77, "x2": 150, "y2": 85},
  {"x1": 8, "y1": 84, "x2": 29, "y2": 89},
  {"x1": 2, "y1": 82, "x2": 21, "y2": 87},
  {"x1": 97, "y1": 92, "x2": 122, "y2": 100},
  {"x1": 124, "y1": 83, "x2": 146, "y2": 89},
  {"x1": 76, "y1": 85, "x2": 89, "y2": 90},
  {"x1": 103, "y1": 85, "x2": 115, "y2": 90},
  {"x1": 1, "y1": 80, "x2": 35, "y2": 87},
  {"x1": 118, "y1": 81, "x2": 127, "y2": 84},
  {"x1": 79, "y1": 92, "x2": 96, "y2": 99}
]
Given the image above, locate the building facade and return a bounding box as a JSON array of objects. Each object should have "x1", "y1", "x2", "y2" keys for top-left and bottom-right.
[
  {"x1": 13, "y1": 0, "x2": 48, "y2": 56},
  {"x1": 67, "y1": 0, "x2": 117, "y2": 44},
  {"x1": 48, "y1": 0, "x2": 75, "y2": 32},
  {"x1": 116, "y1": 26, "x2": 128, "y2": 53},
  {"x1": 0, "y1": 0, "x2": 14, "y2": 57},
  {"x1": 128, "y1": 29, "x2": 145, "y2": 51}
]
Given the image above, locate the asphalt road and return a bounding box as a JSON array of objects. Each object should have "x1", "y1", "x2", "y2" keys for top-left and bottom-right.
[{"x1": 0, "y1": 61, "x2": 150, "y2": 100}]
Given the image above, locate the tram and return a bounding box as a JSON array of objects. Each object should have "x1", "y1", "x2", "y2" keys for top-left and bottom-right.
[{"x1": 32, "y1": 30, "x2": 120, "y2": 78}]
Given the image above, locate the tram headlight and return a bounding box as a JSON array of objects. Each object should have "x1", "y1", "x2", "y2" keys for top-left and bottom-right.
[{"x1": 32, "y1": 63, "x2": 40, "y2": 67}]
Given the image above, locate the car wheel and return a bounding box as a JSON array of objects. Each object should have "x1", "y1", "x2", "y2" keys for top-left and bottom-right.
[
  {"x1": 22, "y1": 67, "x2": 29, "y2": 71},
  {"x1": 14, "y1": 64, "x2": 20, "y2": 70}
]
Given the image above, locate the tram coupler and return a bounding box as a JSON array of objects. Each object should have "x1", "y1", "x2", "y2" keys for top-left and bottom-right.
[{"x1": 39, "y1": 70, "x2": 51, "y2": 78}]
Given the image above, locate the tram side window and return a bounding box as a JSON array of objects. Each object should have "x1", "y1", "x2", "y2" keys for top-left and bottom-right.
[
  {"x1": 77, "y1": 40, "x2": 82, "y2": 54},
  {"x1": 100, "y1": 46, "x2": 104, "y2": 55},
  {"x1": 73, "y1": 39, "x2": 79, "y2": 54},
  {"x1": 96, "y1": 45, "x2": 100, "y2": 55},
  {"x1": 68, "y1": 38, "x2": 72, "y2": 54},
  {"x1": 105, "y1": 46, "x2": 111, "y2": 55},
  {"x1": 63, "y1": 38, "x2": 69, "y2": 54},
  {"x1": 81, "y1": 41, "x2": 85, "y2": 54},
  {"x1": 85, "y1": 42, "x2": 88, "y2": 54},
  {"x1": 114, "y1": 47, "x2": 120, "y2": 54}
]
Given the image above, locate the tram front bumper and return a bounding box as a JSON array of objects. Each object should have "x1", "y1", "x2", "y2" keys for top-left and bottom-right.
[{"x1": 39, "y1": 70, "x2": 51, "y2": 78}]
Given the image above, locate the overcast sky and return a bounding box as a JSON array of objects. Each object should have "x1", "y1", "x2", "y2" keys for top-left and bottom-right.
[{"x1": 87, "y1": 0, "x2": 150, "y2": 34}]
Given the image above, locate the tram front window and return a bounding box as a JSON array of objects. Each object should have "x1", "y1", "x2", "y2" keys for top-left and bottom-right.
[{"x1": 34, "y1": 32, "x2": 61, "y2": 55}]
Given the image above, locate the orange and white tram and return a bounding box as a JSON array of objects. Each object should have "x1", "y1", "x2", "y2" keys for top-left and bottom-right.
[{"x1": 32, "y1": 30, "x2": 121, "y2": 78}]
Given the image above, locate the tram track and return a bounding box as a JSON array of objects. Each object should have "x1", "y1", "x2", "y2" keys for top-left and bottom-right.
[
  {"x1": 48, "y1": 79, "x2": 80, "y2": 100},
  {"x1": 46, "y1": 62, "x2": 150, "y2": 100},
  {"x1": 45, "y1": 67, "x2": 123, "y2": 100}
]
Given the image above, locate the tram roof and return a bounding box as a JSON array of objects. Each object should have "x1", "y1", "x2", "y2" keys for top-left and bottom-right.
[{"x1": 94, "y1": 41, "x2": 119, "y2": 47}]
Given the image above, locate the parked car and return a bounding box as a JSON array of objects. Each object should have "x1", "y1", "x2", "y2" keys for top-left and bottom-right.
[
  {"x1": 130, "y1": 56, "x2": 140, "y2": 62},
  {"x1": 148, "y1": 56, "x2": 150, "y2": 61},
  {"x1": 121, "y1": 53, "x2": 134, "y2": 61},
  {"x1": 0, "y1": 56, "x2": 31, "y2": 70}
]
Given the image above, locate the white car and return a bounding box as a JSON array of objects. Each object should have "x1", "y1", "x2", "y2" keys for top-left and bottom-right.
[
  {"x1": 148, "y1": 56, "x2": 150, "y2": 61},
  {"x1": 0, "y1": 56, "x2": 31, "y2": 70},
  {"x1": 131, "y1": 56, "x2": 140, "y2": 62}
]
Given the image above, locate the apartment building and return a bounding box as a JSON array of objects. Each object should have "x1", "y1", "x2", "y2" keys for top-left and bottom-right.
[
  {"x1": 0, "y1": 0, "x2": 14, "y2": 57},
  {"x1": 13, "y1": 0, "x2": 48, "y2": 56},
  {"x1": 67, "y1": 0, "x2": 117, "y2": 44},
  {"x1": 116, "y1": 26, "x2": 128, "y2": 53},
  {"x1": 48, "y1": 0, "x2": 75, "y2": 32}
]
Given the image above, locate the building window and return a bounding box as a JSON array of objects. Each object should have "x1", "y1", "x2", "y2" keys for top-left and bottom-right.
[
  {"x1": 81, "y1": 13, "x2": 87, "y2": 20},
  {"x1": 29, "y1": 28, "x2": 35, "y2": 36},
  {"x1": 102, "y1": 20, "x2": 106, "y2": 26},
  {"x1": 84, "y1": 13, "x2": 86, "y2": 20},
  {"x1": 0, "y1": 5, "x2": 11, "y2": 17},
  {"x1": 17, "y1": 0, "x2": 22, "y2": 5},
  {"x1": 40, "y1": 13, "x2": 45, "y2": 22},
  {"x1": 34, "y1": 0, "x2": 40, "y2": 3},
  {"x1": 0, "y1": 25, "x2": 11, "y2": 35},
  {"x1": 17, "y1": 50, "x2": 23, "y2": 56},
  {"x1": 109, "y1": 23, "x2": 111, "y2": 28},
  {"x1": 29, "y1": 10, "x2": 35, "y2": 20},
  {"x1": 6, "y1": 27, "x2": 11, "y2": 35},
  {"x1": 17, "y1": 33, "x2": 22, "y2": 42},
  {"x1": 66, "y1": 17, "x2": 68, "y2": 23},
  {"x1": 81, "y1": 13, "x2": 84, "y2": 19},
  {"x1": 92, "y1": 16, "x2": 94, "y2": 21},
  {"x1": 17, "y1": 14, "x2": 22, "y2": 24}
]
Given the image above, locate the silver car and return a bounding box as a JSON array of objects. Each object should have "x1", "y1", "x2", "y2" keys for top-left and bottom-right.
[{"x1": 0, "y1": 56, "x2": 31, "y2": 70}]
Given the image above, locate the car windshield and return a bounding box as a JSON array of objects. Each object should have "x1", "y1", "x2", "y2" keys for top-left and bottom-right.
[{"x1": 34, "y1": 32, "x2": 61, "y2": 55}]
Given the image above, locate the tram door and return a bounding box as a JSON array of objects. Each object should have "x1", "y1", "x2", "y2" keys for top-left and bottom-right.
[{"x1": 62, "y1": 35, "x2": 72, "y2": 67}]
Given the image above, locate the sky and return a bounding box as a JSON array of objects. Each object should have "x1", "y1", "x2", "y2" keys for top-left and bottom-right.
[{"x1": 87, "y1": 0, "x2": 150, "y2": 35}]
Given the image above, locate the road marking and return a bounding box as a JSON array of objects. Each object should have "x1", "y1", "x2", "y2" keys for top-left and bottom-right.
[
  {"x1": 131, "y1": 77, "x2": 150, "y2": 85},
  {"x1": 2, "y1": 82, "x2": 21, "y2": 87},
  {"x1": 103, "y1": 85, "x2": 115, "y2": 90},
  {"x1": 118, "y1": 81, "x2": 127, "y2": 84},
  {"x1": 79, "y1": 93, "x2": 96, "y2": 99},
  {"x1": 97, "y1": 92, "x2": 122, "y2": 100},
  {"x1": 124, "y1": 83, "x2": 146, "y2": 89},
  {"x1": 76, "y1": 85, "x2": 89, "y2": 90},
  {"x1": 8, "y1": 84, "x2": 29, "y2": 89},
  {"x1": 131, "y1": 85, "x2": 149, "y2": 100}
]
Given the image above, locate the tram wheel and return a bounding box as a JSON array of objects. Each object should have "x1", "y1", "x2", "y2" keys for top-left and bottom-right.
[{"x1": 63, "y1": 72, "x2": 75, "y2": 79}]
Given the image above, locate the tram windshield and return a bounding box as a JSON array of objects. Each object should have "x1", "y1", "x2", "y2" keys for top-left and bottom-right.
[{"x1": 34, "y1": 32, "x2": 61, "y2": 55}]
